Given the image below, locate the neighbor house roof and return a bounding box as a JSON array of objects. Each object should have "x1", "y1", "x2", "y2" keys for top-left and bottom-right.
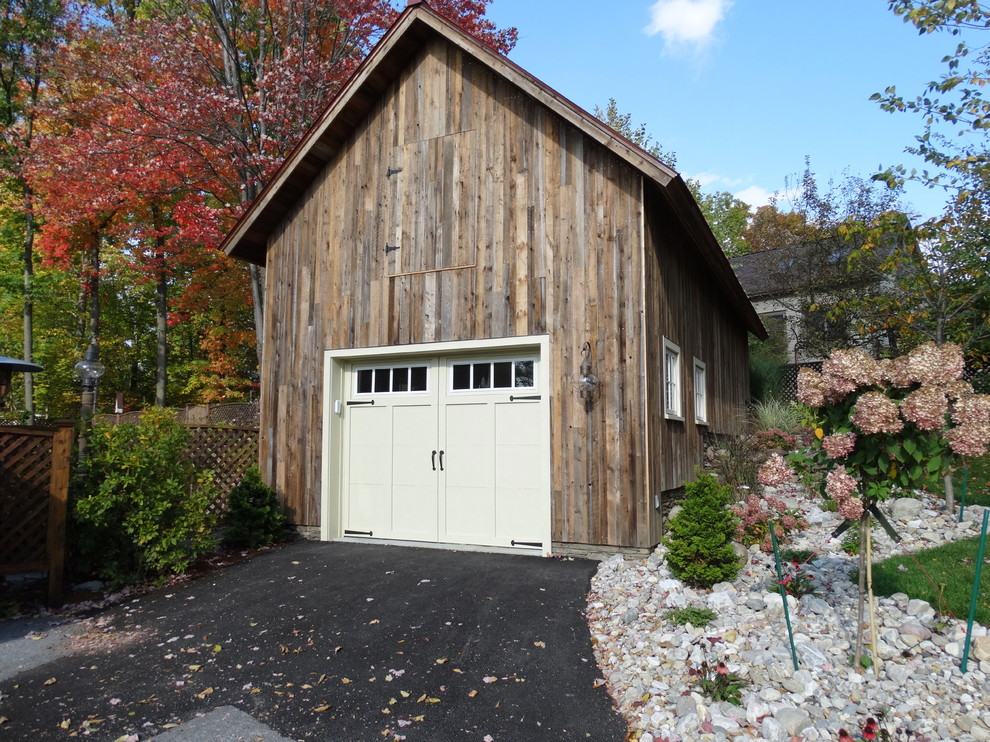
[
  {"x1": 730, "y1": 237, "x2": 892, "y2": 303},
  {"x1": 220, "y1": 1, "x2": 765, "y2": 338}
]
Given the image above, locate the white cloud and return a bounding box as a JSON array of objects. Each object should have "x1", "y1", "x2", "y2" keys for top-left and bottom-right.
[
  {"x1": 644, "y1": 0, "x2": 732, "y2": 46},
  {"x1": 691, "y1": 171, "x2": 746, "y2": 189},
  {"x1": 734, "y1": 185, "x2": 775, "y2": 208}
]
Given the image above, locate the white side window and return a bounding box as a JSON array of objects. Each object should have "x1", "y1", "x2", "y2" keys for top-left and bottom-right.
[
  {"x1": 693, "y1": 358, "x2": 707, "y2": 424},
  {"x1": 663, "y1": 338, "x2": 682, "y2": 420}
]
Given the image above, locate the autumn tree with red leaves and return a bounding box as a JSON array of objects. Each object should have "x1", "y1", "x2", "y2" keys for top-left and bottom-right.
[{"x1": 10, "y1": 0, "x2": 516, "y2": 413}]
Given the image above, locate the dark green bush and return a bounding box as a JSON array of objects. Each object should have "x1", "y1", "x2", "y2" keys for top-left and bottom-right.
[
  {"x1": 664, "y1": 473, "x2": 740, "y2": 588},
  {"x1": 72, "y1": 407, "x2": 218, "y2": 586},
  {"x1": 224, "y1": 467, "x2": 286, "y2": 548}
]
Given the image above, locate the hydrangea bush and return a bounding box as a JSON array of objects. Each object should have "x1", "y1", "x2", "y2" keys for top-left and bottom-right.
[{"x1": 759, "y1": 343, "x2": 990, "y2": 519}]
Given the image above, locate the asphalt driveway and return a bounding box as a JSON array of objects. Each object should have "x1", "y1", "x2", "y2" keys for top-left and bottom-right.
[{"x1": 0, "y1": 542, "x2": 628, "y2": 741}]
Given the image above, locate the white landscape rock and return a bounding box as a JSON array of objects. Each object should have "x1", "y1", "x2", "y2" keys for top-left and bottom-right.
[{"x1": 587, "y1": 487, "x2": 988, "y2": 742}]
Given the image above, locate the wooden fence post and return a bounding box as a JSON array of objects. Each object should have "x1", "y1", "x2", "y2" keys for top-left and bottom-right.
[{"x1": 46, "y1": 425, "x2": 72, "y2": 605}]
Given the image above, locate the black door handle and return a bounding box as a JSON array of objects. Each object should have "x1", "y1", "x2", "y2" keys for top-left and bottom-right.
[
  {"x1": 432, "y1": 450, "x2": 437, "y2": 471},
  {"x1": 439, "y1": 450, "x2": 445, "y2": 471}
]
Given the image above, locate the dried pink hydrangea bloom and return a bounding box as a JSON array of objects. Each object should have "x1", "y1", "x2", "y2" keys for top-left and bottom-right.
[
  {"x1": 825, "y1": 467, "x2": 858, "y2": 500},
  {"x1": 946, "y1": 424, "x2": 990, "y2": 458},
  {"x1": 822, "y1": 348, "x2": 883, "y2": 393},
  {"x1": 900, "y1": 386, "x2": 948, "y2": 431},
  {"x1": 951, "y1": 393, "x2": 990, "y2": 426},
  {"x1": 758, "y1": 452, "x2": 796, "y2": 486},
  {"x1": 797, "y1": 367, "x2": 827, "y2": 407},
  {"x1": 852, "y1": 391, "x2": 904, "y2": 434},
  {"x1": 821, "y1": 432, "x2": 857, "y2": 459},
  {"x1": 825, "y1": 468, "x2": 864, "y2": 519},
  {"x1": 836, "y1": 495, "x2": 865, "y2": 520},
  {"x1": 888, "y1": 342, "x2": 965, "y2": 387}
]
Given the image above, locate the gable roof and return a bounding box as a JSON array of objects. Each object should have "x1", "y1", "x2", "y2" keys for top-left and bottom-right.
[{"x1": 220, "y1": 1, "x2": 765, "y2": 339}]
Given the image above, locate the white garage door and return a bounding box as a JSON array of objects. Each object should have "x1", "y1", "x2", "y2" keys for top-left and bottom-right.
[{"x1": 341, "y1": 355, "x2": 548, "y2": 550}]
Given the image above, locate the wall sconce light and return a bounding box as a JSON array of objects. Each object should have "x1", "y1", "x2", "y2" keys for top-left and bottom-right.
[{"x1": 577, "y1": 342, "x2": 599, "y2": 400}]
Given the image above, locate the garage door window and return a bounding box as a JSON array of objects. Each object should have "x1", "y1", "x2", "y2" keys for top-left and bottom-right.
[
  {"x1": 356, "y1": 365, "x2": 428, "y2": 394},
  {"x1": 451, "y1": 360, "x2": 535, "y2": 391}
]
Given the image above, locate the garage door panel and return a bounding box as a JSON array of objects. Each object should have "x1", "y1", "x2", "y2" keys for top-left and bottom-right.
[
  {"x1": 495, "y1": 486, "x2": 543, "y2": 541},
  {"x1": 391, "y1": 404, "x2": 438, "y2": 540},
  {"x1": 443, "y1": 484, "x2": 496, "y2": 542},
  {"x1": 348, "y1": 483, "x2": 392, "y2": 534}
]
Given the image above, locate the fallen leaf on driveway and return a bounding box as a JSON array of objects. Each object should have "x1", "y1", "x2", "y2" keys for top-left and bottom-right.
[
  {"x1": 592, "y1": 678, "x2": 606, "y2": 687},
  {"x1": 195, "y1": 688, "x2": 214, "y2": 699},
  {"x1": 533, "y1": 642, "x2": 545, "y2": 648},
  {"x1": 482, "y1": 677, "x2": 497, "y2": 684},
  {"x1": 313, "y1": 704, "x2": 330, "y2": 713},
  {"x1": 435, "y1": 658, "x2": 447, "y2": 664},
  {"x1": 341, "y1": 678, "x2": 352, "y2": 684},
  {"x1": 468, "y1": 690, "x2": 478, "y2": 698},
  {"x1": 43, "y1": 678, "x2": 56, "y2": 686}
]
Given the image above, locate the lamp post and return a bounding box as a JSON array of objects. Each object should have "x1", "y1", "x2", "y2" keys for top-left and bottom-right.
[{"x1": 74, "y1": 344, "x2": 105, "y2": 475}]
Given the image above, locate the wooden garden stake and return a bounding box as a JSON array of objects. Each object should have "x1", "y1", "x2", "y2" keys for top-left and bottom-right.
[{"x1": 866, "y1": 517, "x2": 880, "y2": 677}]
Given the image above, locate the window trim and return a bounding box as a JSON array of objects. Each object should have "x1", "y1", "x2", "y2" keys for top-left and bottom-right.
[
  {"x1": 663, "y1": 338, "x2": 683, "y2": 421},
  {"x1": 693, "y1": 357, "x2": 708, "y2": 425}
]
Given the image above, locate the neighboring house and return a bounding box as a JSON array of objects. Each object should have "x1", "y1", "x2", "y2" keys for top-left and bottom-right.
[
  {"x1": 730, "y1": 240, "x2": 895, "y2": 364},
  {"x1": 221, "y1": 2, "x2": 765, "y2": 554}
]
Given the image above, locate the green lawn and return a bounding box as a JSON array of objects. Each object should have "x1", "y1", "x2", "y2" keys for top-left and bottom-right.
[
  {"x1": 872, "y1": 535, "x2": 990, "y2": 626},
  {"x1": 945, "y1": 454, "x2": 990, "y2": 509}
]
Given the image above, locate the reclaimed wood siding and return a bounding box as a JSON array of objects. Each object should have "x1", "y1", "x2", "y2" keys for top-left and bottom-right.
[
  {"x1": 262, "y1": 37, "x2": 652, "y2": 546},
  {"x1": 643, "y1": 184, "x2": 749, "y2": 542}
]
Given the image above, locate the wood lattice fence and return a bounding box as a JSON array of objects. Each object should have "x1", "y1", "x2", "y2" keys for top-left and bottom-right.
[
  {"x1": 0, "y1": 424, "x2": 72, "y2": 603},
  {"x1": 185, "y1": 425, "x2": 259, "y2": 514}
]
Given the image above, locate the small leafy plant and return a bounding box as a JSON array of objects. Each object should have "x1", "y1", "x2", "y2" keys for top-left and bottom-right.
[
  {"x1": 225, "y1": 467, "x2": 287, "y2": 549},
  {"x1": 839, "y1": 711, "x2": 931, "y2": 741},
  {"x1": 665, "y1": 606, "x2": 716, "y2": 627},
  {"x1": 689, "y1": 655, "x2": 747, "y2": 706},
  {"x1": 842, "y1": 529, "x2": 861, "y2": 556},
  {"x1": 731, "y1": 493, "x2": 808, "y2": 553},
  {"x1": 780, "y1": 568, "x2": 817, "y2": 598},
  {"x1": 750, "y1": 427, "x2": 800, "y2": 452}
]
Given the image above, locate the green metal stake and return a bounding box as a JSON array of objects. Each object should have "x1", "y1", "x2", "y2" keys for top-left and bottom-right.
[
  {"x1": 958, "y1": 466, "x2": 969, "y2": 524},
  {"x1": 770, "y1": 522, "x2": 800, "y2": 671},
  {"x1": 961, "y1": 508, "x2": 989, "y2": 674}
]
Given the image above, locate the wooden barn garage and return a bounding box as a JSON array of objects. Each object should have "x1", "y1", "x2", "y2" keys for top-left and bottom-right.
[{"x1": 221, "y1": 1, "x2": 765, "y2": 555}]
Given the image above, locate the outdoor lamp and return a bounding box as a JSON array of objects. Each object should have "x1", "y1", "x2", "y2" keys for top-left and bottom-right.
[
  {"x1": 0, "y1": 355, "x2": 44, "y2": 404},
  {"x1": 74, "y1": 344, "x2": 105, "y2": 475},
  {"x1": 578, "y1": 342, "x2": 599, "y2": 400}
]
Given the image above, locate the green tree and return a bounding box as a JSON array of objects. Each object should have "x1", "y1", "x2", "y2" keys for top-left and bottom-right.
[
  {"x1": 594, "y1": 98, "x2": 753, "y2": 256},
  {"x1": 688, "y1": 183, "x2": 752, "y2": 256},
  {"x1": 593, "y1": 97, "x2": 677, "y2": 166},
  {"x1": 870, "y1": 0, "x2": 990, "y2": 373}
]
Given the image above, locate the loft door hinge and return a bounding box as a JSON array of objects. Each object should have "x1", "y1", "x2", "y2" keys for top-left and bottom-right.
[
  {"x1": 385, "y1": 244, "x2": 401, "y2": 254},
  {"x1": 386, "y1": 167, "x2": 403, "y2": 177}
]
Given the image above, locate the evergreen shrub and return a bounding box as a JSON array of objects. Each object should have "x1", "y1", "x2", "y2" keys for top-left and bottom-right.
[
  {"x1": 224, "y1": 467, "x2": 286, "y2": 549},
  {"x1": 664, "y1": 472, "x2": 740, "y2": 588}
]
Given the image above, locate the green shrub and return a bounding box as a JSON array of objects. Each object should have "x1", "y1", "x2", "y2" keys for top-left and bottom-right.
[
  {"x1": 72, "y1": 407, "x2": 218, "y2": 586},
  {"x1": 224, "y1": 467, "x2": 286, "y2": 548},
  {"x1": 664, "y1": 473, "x2": 740, "y2": 588}
]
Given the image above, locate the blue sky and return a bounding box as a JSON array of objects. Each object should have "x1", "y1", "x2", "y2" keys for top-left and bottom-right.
[{"x1": 483, "y1": 0, "x2": 966, "y2": 222}]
